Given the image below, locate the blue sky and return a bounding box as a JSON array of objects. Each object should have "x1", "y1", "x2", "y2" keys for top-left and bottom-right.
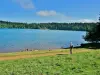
[{"x1": 0, "y1": 0, "x2": 100, "y2": 23}]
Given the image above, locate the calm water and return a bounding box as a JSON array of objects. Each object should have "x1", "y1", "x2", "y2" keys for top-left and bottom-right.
[{"x1": 0, "y1": 29, "x2": 86, "y2": 52}]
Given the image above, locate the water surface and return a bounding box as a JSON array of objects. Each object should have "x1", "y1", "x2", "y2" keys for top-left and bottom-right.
[{"x1": 0, "y1": 29, "x2": 86, "y2": 52}]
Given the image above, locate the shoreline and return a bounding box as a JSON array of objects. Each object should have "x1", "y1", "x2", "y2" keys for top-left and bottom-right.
[
  {"x1": 0, "y1": 48, "x2": 63, "y2": 53},
  {"x1": 0, "y1": 48, "x2": 91, "y2": 61},
  {"x1": 0, "y1": 46, "x2": 82, "y2": 53}
]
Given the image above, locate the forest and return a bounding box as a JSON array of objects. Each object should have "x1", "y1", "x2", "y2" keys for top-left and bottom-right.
[{"x1": 0, "y1": 20, "x2": 97, "y2": 31}]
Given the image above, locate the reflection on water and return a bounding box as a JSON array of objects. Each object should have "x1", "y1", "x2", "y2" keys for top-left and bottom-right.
[{"x1": 0, "y1": 29, "x2": 86, "y2": 52}]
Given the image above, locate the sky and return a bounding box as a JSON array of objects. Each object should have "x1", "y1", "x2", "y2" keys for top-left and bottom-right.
[{"x1": 0, "y1": 0, "x2": 100, "y2": 23}]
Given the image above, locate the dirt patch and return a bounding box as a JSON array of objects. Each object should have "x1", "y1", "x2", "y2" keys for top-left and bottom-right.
[{"x1": 0, "y1": 50, "x2": 90, "y2": 61}]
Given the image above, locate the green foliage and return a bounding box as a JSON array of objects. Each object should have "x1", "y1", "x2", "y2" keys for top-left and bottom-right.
[
  {"x1": 0, "y1": 20, "x2": 96, "y2": 31},
  {"x1": 0, "y1": 51, "x2": 100, "y2": 75},
  {"x1": 84, "y1": 22, "x2": 100, "y2": 43},
  {"x1": 81, "y1": 43, "x2": 100, "y2": 48}
]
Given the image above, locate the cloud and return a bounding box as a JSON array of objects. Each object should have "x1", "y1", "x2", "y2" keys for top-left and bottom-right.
[
  {"x1": 76, "y1": 19, "x2": 97, "y2": 23},
  {"x1": 13, "y1": 0, "x2": 34, "y2": 9},
  {"x1": 36, "y1": 10, "x2": 72, "y2": 22},
  {"x1": 36, "y1": 10, "x2": 57, "y2": 16},
  {"x1": 36, "y1": 10, "x2": 97, "y2": 23}
]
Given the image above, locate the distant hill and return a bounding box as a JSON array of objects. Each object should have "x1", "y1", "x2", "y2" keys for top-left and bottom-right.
[{"x1": 0, "y1": 20, "x2": 97, "y2": 31}]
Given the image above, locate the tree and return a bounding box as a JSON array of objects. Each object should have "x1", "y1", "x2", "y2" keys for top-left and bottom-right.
[
  {"x1": 84, "y1": 15, "x2": 100, "y2": 43},
  {"x1": 0, "y1": 20, "x2": 96, "y2": 31}
]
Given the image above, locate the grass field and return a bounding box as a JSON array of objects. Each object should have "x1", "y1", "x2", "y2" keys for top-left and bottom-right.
[{"x1": 0, "y1": 48, "x2": 100, "y2": 75}]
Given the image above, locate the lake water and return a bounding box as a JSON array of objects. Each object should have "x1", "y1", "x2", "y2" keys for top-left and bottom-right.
[{"x1": 0, "y1": 29, "x2": 86, "y2": 52}]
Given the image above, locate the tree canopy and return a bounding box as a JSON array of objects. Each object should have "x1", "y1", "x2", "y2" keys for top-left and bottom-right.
[
  {"x1": 0, "y1": 20, "x2": 96, "y2": 31},
  {"x1": 84, "y1": 17, "x2": 100, "y2": 43}
]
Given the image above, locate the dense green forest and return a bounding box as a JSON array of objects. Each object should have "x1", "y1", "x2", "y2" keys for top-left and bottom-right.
[{"x1": 0, "y1": 20, "x2": 97, "y2": 31}]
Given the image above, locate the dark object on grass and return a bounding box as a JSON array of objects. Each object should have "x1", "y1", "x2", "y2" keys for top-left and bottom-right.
[{"x1": 70, "y1": 42, "x2": 73, "y2": 54}]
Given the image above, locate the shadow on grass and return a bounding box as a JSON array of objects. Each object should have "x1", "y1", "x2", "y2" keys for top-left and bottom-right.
[{"x1": 56, "y1": 54, "x2": 67, "y2": 55}]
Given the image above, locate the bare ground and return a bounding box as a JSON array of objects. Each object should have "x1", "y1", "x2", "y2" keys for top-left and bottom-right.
[{"x1": 0, "y1": 49, "x2": 90, "y2": 61}]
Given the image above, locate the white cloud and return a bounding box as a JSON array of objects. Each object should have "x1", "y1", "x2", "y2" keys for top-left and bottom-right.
[
  {"x1": 75, "y1": 19, "x2": 97, "y2": 23},
  {"x1": 36, "y1": 10, "x2": 57, "y2": 16},
  {"x1": 13, "y1": 0, "x2": 34, "y2": 9},
  {"x1": 36, "y1": 10, "x2": 97, "y2": 23}
]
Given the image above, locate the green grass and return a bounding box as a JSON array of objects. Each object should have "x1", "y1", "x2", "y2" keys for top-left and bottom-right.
[{"x1": 0, "y1": 49, "x2": 100, "y2": 75}]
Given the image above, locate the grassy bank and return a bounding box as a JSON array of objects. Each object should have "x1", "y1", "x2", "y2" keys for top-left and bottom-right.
[
  {"x1": 0, "y1": 49, "x2": 67, "y2": 57},
  {"x1": 0, "y1": 48, "x2": 100, "y2": 75},
  {"x1": 0, "y1": 48, "x2": 90, "y2": 61},
  {"x1": 0, "y1": 48, "x2": 89, "y2": 57}
]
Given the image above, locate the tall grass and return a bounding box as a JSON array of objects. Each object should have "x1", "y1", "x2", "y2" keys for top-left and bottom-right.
[{"x1": 0, "y1": 50, "x2": 100, "y2": 75}]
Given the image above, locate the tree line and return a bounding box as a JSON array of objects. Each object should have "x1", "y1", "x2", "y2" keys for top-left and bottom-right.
[{"x1": 0, "y1": 20, "x2": 97, "y2": 31}]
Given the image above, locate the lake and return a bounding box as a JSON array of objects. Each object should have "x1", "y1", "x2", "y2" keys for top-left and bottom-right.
[{"x1": 0, "y1": 29, "x2": 86, "y2": 52}]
